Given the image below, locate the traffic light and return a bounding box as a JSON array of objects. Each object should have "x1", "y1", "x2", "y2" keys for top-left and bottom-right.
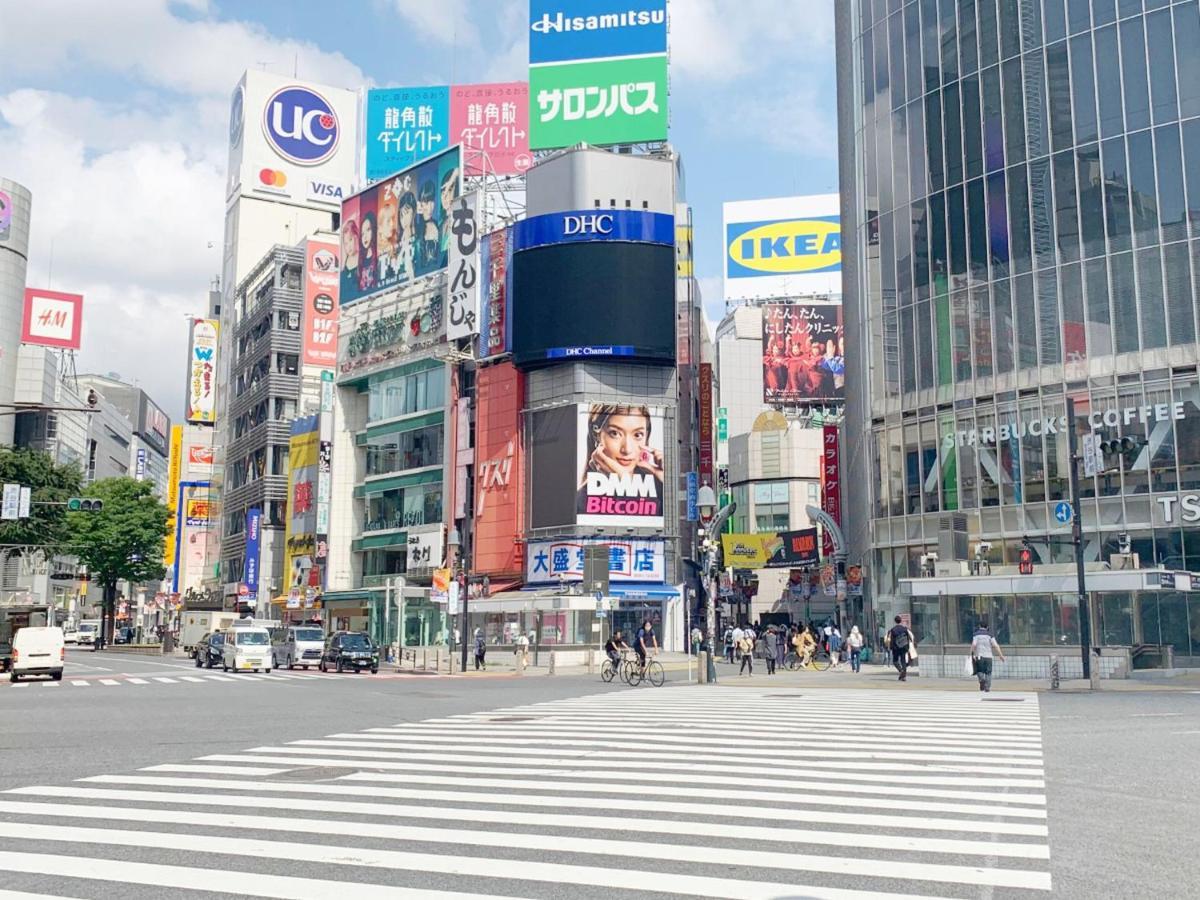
[
  {"x1": 1018, "y1": 546, "x2": 1034, "y2": 575},
  {"x1": 67, "y1": 498, "x2": 103, "y2": 512},
  {"x1": 1098, "y1": 436, "x2": 1145, "y2": 464}
]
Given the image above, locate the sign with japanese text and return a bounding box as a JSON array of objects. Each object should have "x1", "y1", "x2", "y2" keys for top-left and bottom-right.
[
  {"x1": 530, "y1": 54, "x2": 667, "y2": 149},
  {"x1": 340, "y1": 145, "x2": 461, "y2": 307},
  {"x1": 698, "y1": 362, "x2": 714, "y2": 484},
  {"x1": 525, "y1": 539, "x2": 665, "y2": 585},
  {"x1": 450, "y1": 82, "x2": 531, "y2": 176},
  {"x1": 478, "y1": 227, "x2": 511, "y2": 359},
  {"x1": 185, "y1": 318, "x2": 219, "y2": 423},
  {"x1": 762, "y1": 303, "x2": 844, "y2": 405},
  {"x1": 244, "y1": 506, "x2": 261, "y2": 598},
  {"x1": 284, "y1": 416, "x2": 319, "y2": 591},
  {"x1": 821, "y1": 424, "x2": 841, "y2": 561},
  {"x1": 446, "y1": 191, "x2": 480, "y2": 341},
  {"x1": 302, "y1": 237, "x2": 339, "y2": 368},
  {"x1": 723, "y1": 195, "x2": 843, "y2": 300},
  {"x1": 21, "y1": 288, "x2": 83, "y2": 350},
  {"x1": 407, "y1": 527, "x2": 444, "y2": 571},
  {"x1": 473, "y1": 362, "x2": 525, "y2": 577},
  {"x1": 577, "y1": 404, "x2": 666, "y2": 528},
  {"x1": 365, "y1": 86, "x2": 449, "y2": 183},
  {"x1": 164, "y1": 425, "x2": 182, "y2": 569}
]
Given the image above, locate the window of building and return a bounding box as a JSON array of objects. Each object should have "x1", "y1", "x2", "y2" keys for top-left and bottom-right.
[
  {"x1": 367, "y1": 366, "x2": 447, "y2": 422},
  {"x1": 752, "y1": 481, "x2": 790, "y2": 533},
  {"x1": 1176, "y1": 3, "x2": 1200, "y2": 119},
  {"x1": 1145, "y1": 9, "x2": 1179, "y2": 126},
  {"x1": 364, "y1": 425, "x2": 444, "y2": 476},
  {"x1": 364, "y1": 482, "x2": 443, "y2": 532},
  {"x1": 1120, "y1": 16, "x2": 1152, "y2": 131},
  {"x1": 276, "y1": 353, "x2": 299, "y2": 376}
]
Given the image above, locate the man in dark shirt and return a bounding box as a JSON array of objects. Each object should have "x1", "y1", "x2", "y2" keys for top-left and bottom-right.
[
  {"x1": 604, "y1": 630, "x2": 629, "y2": 667},
  {"x1": 635, "y1": 619, "x2": 658, "y2": 672},
  {"x1": 886, "y1": 615, "x2": 913, "y2": 682}
]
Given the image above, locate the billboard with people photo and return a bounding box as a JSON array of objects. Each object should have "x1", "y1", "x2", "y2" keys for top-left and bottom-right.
[
  {"x1": 761, "y1": 303, "x2": 844, "y2": 404},
  {"x1": 576, "y1": 404, "x2": 666, "y2": 528},
  {"x1": 340, "y1": 145, "x2": 462, "y2": 307}
]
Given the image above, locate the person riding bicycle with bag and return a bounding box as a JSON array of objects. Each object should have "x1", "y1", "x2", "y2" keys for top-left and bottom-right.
[
  {"x1": 604, "y1": 630, "x2": 629, "y2": 668},
  {"x1": 634, "y1": 619, "x2": 658, "y2": 673}
]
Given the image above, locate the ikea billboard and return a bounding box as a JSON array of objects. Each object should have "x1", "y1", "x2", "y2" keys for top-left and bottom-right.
[{"x1": 723, "y1": 194, "x2": 843, "y2": 301}]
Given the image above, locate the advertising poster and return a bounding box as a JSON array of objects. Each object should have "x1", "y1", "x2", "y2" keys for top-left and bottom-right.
[
  {"x1": 185, "y1": 318, "x2": 219, "y2": 423},
  {"x1": 529, "y1": 54, "x2": 668, "y2": 150},
  {"x1": 698, "y1": 362, "x2": 714, "y2": 484},
  {"x1": 339, "y1": 144, "x2": 462, "y2": 307},
  {"x1": 723, "y1": 194, "x2": 843, "y2": 300},
  {"x1": 365, "y1": 86, "x2": 450, "y2": 183},
  {"x1": 761, "y1": 303, "x2": 845, "y2": 404},
  {"x1": 244, "y1": 507, "x2": 262, "y2": 599},
  {"x1": 302, "y1": 237, "x2": 339, "y2": 368},
  {"x1": 721, "y1": 534, "x2": 774, "y2": 568},
  {"x1": 822, "y1": 424, "x2": 842, "y2": 561},
  {"x1": 21, "y1": 288, "x2": 83, "y2": 350},
  {"x1": 525, "y1": 539, "x2": 664, "y2": 585},
  {"x1": 473, "y1": 362, "x2": 525, "y2": 576},
  {"x1": 446, "y1": 191, "x2": 480, "y2": 341},
  {"x1": 450, "y1": 82, "x2": 531, "y2": 176},
  {"x1": 576, "y1": 403, "x2": 666, "y2": 528},
  {"x1": 478, "y1": 226, "x2": 511, "y2": 359},
  {"x1": 284, "y1": 417, "x2": 319, "y2": 591},
  {"x1": 163, "y1": 426, "x2": 182, "y2": 569},
  {"x1": 770, "y1": 529, "x2": 819, "y2": 568}
]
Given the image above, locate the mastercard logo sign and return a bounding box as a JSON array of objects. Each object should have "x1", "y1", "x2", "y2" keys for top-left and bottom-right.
[{"x1": 258, "y1": 168, "x2": 288, "y2": 187}]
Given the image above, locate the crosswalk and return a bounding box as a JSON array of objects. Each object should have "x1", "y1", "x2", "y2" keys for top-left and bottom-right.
[
  {"x1": 0, "y1": 686, "x2": 1052, "y2": 898},
  {"x1": 3, "y1": 670, "x2": 421, "y2": 690}
]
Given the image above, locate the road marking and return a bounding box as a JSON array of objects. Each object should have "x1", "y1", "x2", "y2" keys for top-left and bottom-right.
[
  {"x1": 1130, "y1": 713, "x2": 1182, "y2": 718},
  {"x1": 127, "y1": 678, "x2": 149, "y2": 684},
  {"x1": 99, "y1": 679, "x2": 120, "y2": 686},
  {"x1": 70, "y1": 680, "x2": 89, "y2": 687},
  {"x1": 179, "y1": 676, "x2": 205, "y2": 683},
  {"x1": 141, "y1": 764, "x2": 296, "y2": 776},
  {"x1": 152, "y1": 677, "x2": 177, "y2": 684},
  {"x1": 40, "y1": 682, "x2": 59, "y2": 688}
]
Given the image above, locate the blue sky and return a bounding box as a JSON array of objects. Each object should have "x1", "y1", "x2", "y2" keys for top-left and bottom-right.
[{"x1": 0, "y1": 0, "x2": 836, "y2": 417}]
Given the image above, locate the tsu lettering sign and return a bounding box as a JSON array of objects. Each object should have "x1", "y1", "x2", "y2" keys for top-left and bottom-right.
[
  {"x1": 21, "y1": 288, "x2": 83, "y2": 350},
  {"x1": 302, "y1": 237, "x2": 339, "y2": 368},
  {"x1": 576, "y1": 404, "x2": 666, "y2": 528},
  {"x1": 446, "y1": 191, "x2": 480, "y2": 341},
  {"x1": 723, "y1": 195, "x2": 843, "y2": 300},
  {"x1": 185, "y1": 319, "x2": 219, "y2": 424},
  {"x1": 530, "y1": 54, "x2": 667, "y2": 149},
  {"x1": 365, "y1": 87, "x2": 450, "y2": 183},
  {"x1": 525, "y1": 539, "x2": 665, "y2": 585},
  {"x1": 762, "y1": 304, "x2": 845, "y2": 404},
  {"x1": 450, "y1": 82, "x2": 531, "y2": 176}
]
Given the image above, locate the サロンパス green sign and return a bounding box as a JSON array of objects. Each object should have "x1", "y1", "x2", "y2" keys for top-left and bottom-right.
[{"x1": 530, "y1": 55, "x2": 668, "y2": 150}]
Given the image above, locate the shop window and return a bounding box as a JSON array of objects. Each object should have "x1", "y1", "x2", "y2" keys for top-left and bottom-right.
[{"x1": 1101, "y1": 593, "x2": 1135, "y2": 646}]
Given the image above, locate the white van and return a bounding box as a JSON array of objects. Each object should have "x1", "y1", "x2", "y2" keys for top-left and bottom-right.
[
  {"x1": 221, "y1": 626, "x2": 273, "y2": 673},
  {"x1": 11, "y1": 626, "x2": 65, "y2": 682}
]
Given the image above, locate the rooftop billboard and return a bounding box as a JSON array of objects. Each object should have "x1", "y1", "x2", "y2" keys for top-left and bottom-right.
[{"x1": 723, "y1": 194, "x2": 843, "y2": 301}]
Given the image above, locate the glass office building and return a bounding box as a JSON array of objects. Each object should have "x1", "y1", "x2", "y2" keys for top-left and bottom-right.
[{"x1": 837, "y1": 1, "x2": 1200, "y2": 663}]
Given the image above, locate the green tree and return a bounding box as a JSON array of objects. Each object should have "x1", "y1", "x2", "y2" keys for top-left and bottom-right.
[
  {"x1": 68, "y1": 477, "x2": 168, "y2": 642},
  {"x1": 0, "y1": 446, "x2": 83, "y2": 549}
]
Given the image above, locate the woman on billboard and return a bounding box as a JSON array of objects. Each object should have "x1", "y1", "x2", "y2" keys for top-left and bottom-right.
[
  {"x1": 396, "y1": 191, "x2": 418, "y2": 281},
  {"x1": 357, "y1": 211, "x2": 378, "y2": 294},
  {"x1": 376, "y1": 190, "x2": 401, "y2": 283},
  {"x1": 340, "y1": 216, "x2": 360, "y2": 301},
  {"x1": 576, "y1": 405, "x2": 664, "y2": 522}
]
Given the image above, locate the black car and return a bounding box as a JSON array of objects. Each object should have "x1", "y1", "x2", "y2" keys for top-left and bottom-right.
[
  {"x1": 319, "y1": 631, "x2": 380, "y2": 674},
  {"x1": 193, "y1": 631, "x2": 225, "y2": 668}
]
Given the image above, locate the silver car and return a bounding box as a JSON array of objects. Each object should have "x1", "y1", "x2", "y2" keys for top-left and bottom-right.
[{"x1": 272, "y1": 625, "x2": 325, "y2": 670}]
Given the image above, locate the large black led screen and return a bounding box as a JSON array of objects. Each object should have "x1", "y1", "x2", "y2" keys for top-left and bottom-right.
[{"x1": 511, "y1": 242, "x2": 676, "y2": 367}]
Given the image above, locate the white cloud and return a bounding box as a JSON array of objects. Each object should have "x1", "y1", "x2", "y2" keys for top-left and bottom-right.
[{"x1": 387, "y1": 0, "x2": 481, "y2": 48}]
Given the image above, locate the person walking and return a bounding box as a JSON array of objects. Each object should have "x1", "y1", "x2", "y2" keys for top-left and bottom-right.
[
  {"x1": 827, "y1": 624, "x2": 843, "y2": 669},
  {"x1": 885, "y1": 615, "x2": 914, "y2": 681},
  {"x1": 737, "y1": 629, "x2": 755, "y2": 676},
  {"x1": 472, "y1": 628, "x2": 487, "y2": 671},
  {"x1": 970, "y1": 622, "x2": 1006, "y2": 692},
  {"x1": 847, "y1": 625, "x2": 864, "y2": 673},
  {"x1": 776, "y1": 625, "x2": 787, "y2": 669},
  {"x1": 729, "y1": 624, "x2": 744, "y2": 665},
  {"x1": 763, "y1": 626, "x2": 779, "y2": 675},
  {"x1": 723, "y1": 625, "x2": 735, "y2": 664},
  {"x1": 690, "y1": 625, "x2": 703, "y2": 656}
]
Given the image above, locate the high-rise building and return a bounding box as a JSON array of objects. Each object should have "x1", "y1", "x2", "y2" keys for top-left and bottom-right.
[
  {"x1": 837, "y1": 0, "x2": 1200, "y2": 672},
  {"x1": 0, "y1": 178, "x2": 32, "y2": 447},
  {"x1": 75, "y1": 374, "x2": 172, "y2": 497}
]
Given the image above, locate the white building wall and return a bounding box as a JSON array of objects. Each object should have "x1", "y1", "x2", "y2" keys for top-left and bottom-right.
[
  {"x1": 326, "y1": 382, "x2": 365, "y2": 592},
  {"x1": 714, "y1": 305, "x2": 765, "y2": 465},
  {"x1": 0, "y1": 178, "x2": 32, "y2": 447}
]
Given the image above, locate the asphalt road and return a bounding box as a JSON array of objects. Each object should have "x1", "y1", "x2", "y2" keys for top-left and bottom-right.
[{"x1": 0, "y1": 648, "x2": 1197, "y2": 898}]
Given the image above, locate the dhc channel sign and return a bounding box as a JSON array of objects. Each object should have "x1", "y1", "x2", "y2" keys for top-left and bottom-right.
[
  {"x1": 513, "y1": 209, "x2": 674, "y2": 252},
  {"x1": 726, "y1": 216, "x2": 842, "y2": 279},
  {"x1": 263, "y1": 86, "x2": 340, "y2": 166}
]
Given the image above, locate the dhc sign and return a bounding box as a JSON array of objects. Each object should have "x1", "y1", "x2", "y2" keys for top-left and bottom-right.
[
  {"x1": 726, "y1": 216, "x2": 842, "y2": 278},
  {"x1": 513, "y1": 209, "x2": 674, "y2": 251}
]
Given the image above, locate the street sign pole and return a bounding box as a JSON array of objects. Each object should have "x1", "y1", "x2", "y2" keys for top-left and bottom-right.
[{"x1": 1066, "y1": 398, "x2": 1092, "y2": 681}]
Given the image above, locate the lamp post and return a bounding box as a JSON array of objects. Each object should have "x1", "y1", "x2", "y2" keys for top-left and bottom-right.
[
  {"x1": 448, "y1": 527, "x2": 468, "y2": 675},
  {"x1": 697, "y1": 485, "x2": 735, "y2": 685}
]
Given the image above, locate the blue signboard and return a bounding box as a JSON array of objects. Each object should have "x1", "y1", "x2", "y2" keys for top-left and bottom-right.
[
  {"x1": 263, "y1": 85, "x2": 342, "y2": 166},
  {"x1": 1054, "y1": 501, "x2": 1073, "y2": 525},
  {"x1": 529, "y1": 0, "x2": 668, "y2": 65},
  {"x1": 686, "y1": 471, "x2": 699, "y2": 522},
  {"x1": 545, "y1": 345, "x2": 636, "y2": 359},
  {"x1": 512, "y1": 209, "x2": 674, "y2": 252},
  {"x1": 244, "y1": 507, "x2": 262, "y2": 597},
  {"x1": 365, "y1": 86, "x2": 450, "y2": 183}
]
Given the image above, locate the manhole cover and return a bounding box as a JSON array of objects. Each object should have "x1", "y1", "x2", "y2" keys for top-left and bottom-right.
[
  {"x1": 763, "y1": 693, "x2": 804, "y2": 699},
  {"x1": 982, "y1": 697, "x2": 1026, "y2": 702},
  {"x1": 487, "y1": 715, "x2": 541, "y2": 723},
  {"x1": 271, "y1": 766, "x2": 354, "y2": 781}
]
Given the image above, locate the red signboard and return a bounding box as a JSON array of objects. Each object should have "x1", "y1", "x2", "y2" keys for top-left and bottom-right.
[
  {"x1": 302, "y1": 237, "x2": 339, "y2": 368},
  {"x1": 698, "y1": 362, "x2": 714, "y2": 485},
  {"x1": 21, "y1": 288, "x2": 83, "y2": 350},
  {"x1": 821, "y1": 424, "x2": 841, "y2": 560},
  {"x1": 473, "y1": 361, "x2": 525, "y2": 577}
]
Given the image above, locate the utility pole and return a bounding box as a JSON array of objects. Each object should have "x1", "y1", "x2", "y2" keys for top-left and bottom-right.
[
  {"x1": 697, "y1": 486, "x2": 735, "y2": 684},
  {"x1": 1066, "y1": 398, "x2": 1092, "y2": 681}
]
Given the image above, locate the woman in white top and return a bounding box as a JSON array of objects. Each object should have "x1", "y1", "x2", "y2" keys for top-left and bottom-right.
[{"x1": 847, "y1": 625, "x2": 865, "y2": 673}]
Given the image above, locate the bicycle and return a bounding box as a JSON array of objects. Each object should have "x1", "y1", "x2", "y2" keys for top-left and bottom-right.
[
  {"x1": 625, "y1": 651, "x2": 664, "y2": 687},
  {"x1": 600, "y1": 650, "x2": 629, "y2": 683},
  {"x1": 783, "y1": 646, "x2": 832, "y2": 671}
]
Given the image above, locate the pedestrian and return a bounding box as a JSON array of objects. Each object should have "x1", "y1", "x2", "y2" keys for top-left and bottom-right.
[
  {"x1": 970, "y1": 622, "x2": 1006, "y2": 692},
  {"x1": 776, "y1": 625, "x2": 787, "y2": 669},
  {"x1": 847, "y1": 625, "x2": 864, "y2": 673},
  {"x1": 473, "y1": 628, "x2": 486, "y2": 671},
  {"x1": 730, "y1": 624, "x2": 744, "y2": 665},
  {"x1": 690, "y1": 625, "x2": 702, "y2": 655},
  {"x1": 515, "y1": 630, "x2": 529, "y2": 666},
  {"x1": 885, "y1": 615, "x2": 914, "y2": 681},
  {"x1": 723, "y1": 625, "x2": 735, "y2": 664},
  {"x1": 827, "y1": 624, "x2": 843, "y2": 669},
  {"x1": 737, "y1": 629, "x2": 755, "y2": 676},
  {"x1": 763, "y1": 626, "x2": 779, "y2": 675}
]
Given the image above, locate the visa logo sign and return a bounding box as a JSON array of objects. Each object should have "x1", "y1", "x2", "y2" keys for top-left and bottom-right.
[
  {"x1": 308, "y1": 181, "x2": 343, "y2": 201},
  {"x1": 726, "y1": 217, "x2": 842, "y2": 277}
]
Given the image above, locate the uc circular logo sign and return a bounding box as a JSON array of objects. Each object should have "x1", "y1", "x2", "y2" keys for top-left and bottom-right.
[
  {"x1": 229, "y1": 85, "x2": 245, "y2": 149},
  {"x1": 262, "y1": 86, "x2": 339, "y2": 166}
]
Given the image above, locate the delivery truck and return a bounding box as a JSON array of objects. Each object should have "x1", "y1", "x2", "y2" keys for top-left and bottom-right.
[{"x1": 179, "y1": 610, "x2": 239, "y2": 655}]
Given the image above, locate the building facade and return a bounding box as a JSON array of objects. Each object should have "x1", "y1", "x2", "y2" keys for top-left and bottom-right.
[
  {"x1": 838, "y1": 0, "x2": 1200, "y2": 667},
  {"x1": 0, "y1": 178, "x2": 32, "y2": 447},
  {"x1": 76, "y1": 374, "x2": 172, "y2": 497}
]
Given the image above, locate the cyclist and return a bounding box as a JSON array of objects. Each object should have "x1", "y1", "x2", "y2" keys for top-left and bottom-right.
[
  {"x1": 604, "y1": 630, "x2": 629, "y2": 668},
  {"x1": 634, "y1": 619, "x2": 658, "y2": 674},
  {"x1": 796, "y1": 627, "x2": 816, "y2": 666}
]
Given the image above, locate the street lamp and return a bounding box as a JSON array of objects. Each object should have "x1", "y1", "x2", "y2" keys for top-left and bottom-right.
[
  {"x1": 447, "y1": 527, "x2": 468, "y2": 674},
  {"x1": 697, "y1": 485, "x2": 735, "y2": 685}
]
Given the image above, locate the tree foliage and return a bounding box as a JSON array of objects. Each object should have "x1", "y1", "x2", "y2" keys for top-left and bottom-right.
[
  {"x1": 67, "y1": 477, "x2": 168, "y2": 589},
  {"x1": 0, "y1": 446, "x2": 83, "y2": 549}
]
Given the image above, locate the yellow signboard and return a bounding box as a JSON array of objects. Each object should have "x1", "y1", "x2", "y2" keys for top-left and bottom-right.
[
  {"x1": 283, "y1": 420, "x2": 320, "y2": 590},
  {"x1": 720, "y1": 533, "x2": 783, "y2": 568},
  {"x1": 163, "y1": 424, "x2": 183, "y2": 567}
]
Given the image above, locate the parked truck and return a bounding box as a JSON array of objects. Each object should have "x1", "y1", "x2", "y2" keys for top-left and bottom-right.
[
  {"x1": 179, "y1": 610, "x2": 240, "y2": 656},
  {"x1": 0, "y1": 603, "x2": 53, "y2": 672}
]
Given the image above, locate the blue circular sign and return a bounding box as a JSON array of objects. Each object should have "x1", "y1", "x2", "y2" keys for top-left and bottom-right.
[
  {"x1": 262, "y1": 86, "x2": 339, "y2": 166},
  {"x1": 228, "y1": 85, "x2": 244, "y2": 149},
  {"x1": 1054, "y1": 501, "x2": 1073, "y2": 524}
]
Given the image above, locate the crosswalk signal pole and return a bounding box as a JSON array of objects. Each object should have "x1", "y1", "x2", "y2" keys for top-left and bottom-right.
[
  {"x1": 1066, "y1": 398, "x2": 1092, "y2": 682},
  {"x1": 697, "y1": 487, "x2": 735, "y2": 685}
]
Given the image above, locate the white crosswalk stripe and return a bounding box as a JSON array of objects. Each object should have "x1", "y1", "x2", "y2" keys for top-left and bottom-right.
[
  {"x1": 0, "y1": 686, "x2": 1053, "y2": 898},
  {"x1": 1, "y1": 671, "x2": 406, "y2": 691}
]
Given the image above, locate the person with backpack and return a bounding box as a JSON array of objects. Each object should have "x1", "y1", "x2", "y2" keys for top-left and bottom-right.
[
  {"x1": 970, "y1": 622, "x2": 1006, "y2": 692},
  {"x1": 885, "y1": 615, "x2": 914, "y2": 681},
  {"x1": 472, "y1": 628, "x2": 487, "y2": 671},
  {"x1": 827, "y1": 624, "x2": 843, "y2": 669}
]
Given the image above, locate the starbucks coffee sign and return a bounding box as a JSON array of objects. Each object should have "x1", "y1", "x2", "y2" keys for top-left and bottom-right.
[{"x1": 945, "y1": 401, "x2": 1188, "y2": 449}]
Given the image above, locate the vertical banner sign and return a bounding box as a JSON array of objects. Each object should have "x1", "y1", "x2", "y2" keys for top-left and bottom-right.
[
  {"x1": 446, "y1": 191, "x2": 480, "y2": 341},
  {"x1": 698, "y1": 362, "x2": 714, "y2": 484},
  {"x1": 302, "y1": 238, "x2": 339, "y2": 368},
  {"x1": 478, "y1": 227, "x2": 511, "y2": 358},
  {"x1": 244, "y1": 507, "x2": 262, "y2": 600},
  {"x1": 1, "y1": 484, "x2": 19, "y2": 521},
  {"x1": 821, "y1": 425, "x2": 842, "y2": 561},
  {"x1": 316, "y1": 371, "x2": 334, "y2": 584},
  {"x1": 284, "y1": 417, "x2": 319, "y2": 591},
  {"x1": 185, "y1": 319, "x2": 219, "y2": 424},
  {"x1": 163, "y1": 425, "x2": 183, "y2": 568},
  {"x1": 135, "y1": 448, "x2": 147, "y2": 481},
  {"x1": 450, "y1": 82, "x2": 532, "y2": 176},
  {"x1": 685, "y1": 471, "x2": 698, "y2": 522},
  {"x1": 365, "y1": 86, "x2": 450, "y2": 183}
]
